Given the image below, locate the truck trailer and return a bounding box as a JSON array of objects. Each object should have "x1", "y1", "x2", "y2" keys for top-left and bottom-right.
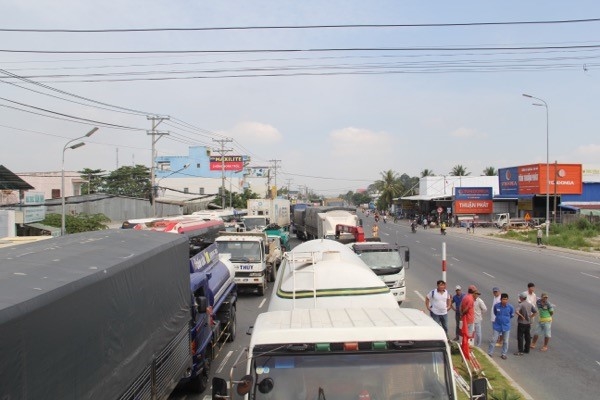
[
  {"x1": 302, "y1": 206, "x2": 361, "y2": 241},
  {"x1": 0, "y1": 230, "x2": 237, "y2": 399}
]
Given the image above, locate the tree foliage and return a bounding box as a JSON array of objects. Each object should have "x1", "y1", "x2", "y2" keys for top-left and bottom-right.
[
  {"x1": 450, "y1": 164, "x2": 470, "y2": 176},
  {"x1": 102, "y1": 165, "x2": 151, "y2": 198},
  {"x1": 373, "y1": 170, "x2": 404, "y2": 211},
  {"x1": 420, "y1": 169, "x2": 435, "y2": 177},
  {"x1": 482, "y1": 166, "x2": 497, "y2": 176},
  {"x1": 42, "y1": 213, "x2": 110, "y2": 234},
  {"x1": 211, "y1": 187, "x2": 260, "y2": 209},
  {"x1": 78, "y1": 168, "x2": 105, "y2": 194}
]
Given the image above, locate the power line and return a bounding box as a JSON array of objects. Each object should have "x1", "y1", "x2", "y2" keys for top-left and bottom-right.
[{"x1": 1, "y1": 17, "x2": 599, "y2": 33}]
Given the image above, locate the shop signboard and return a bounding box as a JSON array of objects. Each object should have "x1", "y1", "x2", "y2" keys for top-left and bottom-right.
[{"x1": 454, "y1": 187, "x2": 493, "y2": 214}]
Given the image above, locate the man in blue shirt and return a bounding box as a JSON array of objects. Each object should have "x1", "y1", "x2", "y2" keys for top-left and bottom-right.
[
  {"x1": 487, "y1": 293, "x2": 515, "y2": 359},
  {"x1": 450, "y1": 285, "x2": 465, "y2": 341}
]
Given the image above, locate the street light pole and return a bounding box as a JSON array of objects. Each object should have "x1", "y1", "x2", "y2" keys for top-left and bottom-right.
[
  {"x1": 522, "y1": 93, "x2": 550, "y2": 238},
  {"x1": 61, "y1": 127, "x2": 99, "y2": 236}
]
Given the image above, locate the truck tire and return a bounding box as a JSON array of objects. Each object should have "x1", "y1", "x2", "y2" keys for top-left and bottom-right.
[
  {"x1": 190, "y1": 343, "x2": 212, "y2": 393},
  {"x1": 218, "y1": 303, "x2": 237, "y2": 343},
  {"x1": 257, "y1": 280, "x2": 266, "y2": 296}
]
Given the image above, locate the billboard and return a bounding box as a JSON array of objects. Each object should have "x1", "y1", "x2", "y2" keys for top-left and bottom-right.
[
  {"x1": 209, "y1": 155, "x2": 244, "y2": 171},
  {"x1": 499, "y1": 164, "x2": 583, "y2": 195},
  {"x1": 454, "y1": 187, "x2": 493, "y2": 214}
]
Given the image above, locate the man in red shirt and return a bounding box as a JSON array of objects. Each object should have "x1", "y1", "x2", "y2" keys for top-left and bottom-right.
[{"x1": 459, "y1": 285, "x2": 477, "y2": 342}]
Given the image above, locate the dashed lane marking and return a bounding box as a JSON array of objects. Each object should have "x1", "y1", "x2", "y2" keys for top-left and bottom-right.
[
  {"x1": 483, "y1": 272, "x2": 495, "y2": 278},
  {"x1": 216, "y1": 350, "x2": 234, "y2": 374},
  {"x1": 452, "y1": 257, "x2": 461, "y2": 262},
  {"x1": 581, "y1": 272, "x2": 600, "y2": 279},
  {"x1": 258, "y1": 298, "x2": 267, "y2": 309},
  {"x1": 414, "y1": 290, "x2": 425, "y2": 301}
]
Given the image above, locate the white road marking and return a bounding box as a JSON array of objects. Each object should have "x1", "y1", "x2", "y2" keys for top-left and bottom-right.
[
  {"x1": 557, "y1": 255, "x2": 600, "y2": 266},
  {"x1": 483, "y1": 272, "x2": 495, "y2": 278},
  {"x1": 596, "y1": 360, "x2": 600, "y2": 367},
  {"x1": 216, "y1": 350, "x2": 234, "y2": 373},
  {"x1": 431, "y1": 247, "x2": 437, "y2": 251},
  {"x1": 452, "y1": 257, "x2": 460, "y2": 262},
  {"x1": 382, "y1": 232, "x2": 389, "y2": 236},
  {"x1": 258, "y1": 298, "x2": 267, "y2": 308},
  {"x1": 581, "y1": 272, "x2": 600, "y2": 279},
  {"x1": 414, "y1": 290, "x2": 426, "y2": 301}
]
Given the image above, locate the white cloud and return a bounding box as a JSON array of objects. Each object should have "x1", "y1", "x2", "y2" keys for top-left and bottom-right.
[
  {"x1": 228, "y1": 122, "x2": 282, "y2": 143},
  {"x1": 328, "y1": 127, "x2": 393, "y2": 157},
  {"x1": 449, "y1": 127, "x2": 480, "y2": 138},
  {"x1": 575, "y1": 144, "x2": 600, "y2": 155}
]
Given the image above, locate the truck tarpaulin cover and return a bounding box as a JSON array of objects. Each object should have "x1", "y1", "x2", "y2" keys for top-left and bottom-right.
[{"x1": 0, "y1": 230, "x2": 190, "y2": 400}]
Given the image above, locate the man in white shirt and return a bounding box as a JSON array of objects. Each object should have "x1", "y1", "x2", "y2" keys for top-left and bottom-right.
[
  {"x1": 473, "y1": 290, "x2": 488, "y2": 347},
  {"x1": 425, "y1": 280, "x2": 451, "y2": 337}
]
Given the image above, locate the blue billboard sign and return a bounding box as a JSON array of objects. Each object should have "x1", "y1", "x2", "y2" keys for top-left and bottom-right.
[
  {"x1": 454, "y1": 187, "x2": 493, "y2": 200},
  {"x1": 498, "y1": 167, "x2": 519, "y2": 195}
]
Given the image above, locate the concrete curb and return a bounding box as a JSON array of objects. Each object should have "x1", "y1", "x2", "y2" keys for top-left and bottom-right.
[{"x1": 476, "y1": 349, "x2": 535, "y2": 400}]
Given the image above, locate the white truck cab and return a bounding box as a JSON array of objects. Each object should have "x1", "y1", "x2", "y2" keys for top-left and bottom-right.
[{"x1": 348, "y1": 241, "x2": 409, "y2": 305}]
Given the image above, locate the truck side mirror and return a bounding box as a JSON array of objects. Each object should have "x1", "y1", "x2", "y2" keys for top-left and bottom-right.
[
  {"x1": 236, "y1": 374, "x2": 254, "y2": 396},
  {"x1": 471, "y1": 377, "x2": 488, "y2": 399},
  {"x1": 212, "y1": 377, "x2": 229, "y2": 399}
]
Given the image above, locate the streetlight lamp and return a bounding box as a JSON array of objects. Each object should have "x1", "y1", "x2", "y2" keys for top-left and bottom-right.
[
  {"x1": 61, "y1": 127, "x2": 99, "y2": 236},
  {"x1": 522, "y1": 93, "x2": 550, "y2": 238}
]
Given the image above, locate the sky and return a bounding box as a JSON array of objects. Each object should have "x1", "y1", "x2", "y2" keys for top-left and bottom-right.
[{"x1": 2, "y1": 1, "x2": 600, "y2": 196}]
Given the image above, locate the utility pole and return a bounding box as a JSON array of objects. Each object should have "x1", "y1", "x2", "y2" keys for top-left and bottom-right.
[
  {"x1": 285, "y1": 178, "x2": 293, "y2": 199},
  {"x1": 269, "y1": 159, "x2": 281, "y2": 198},
  {"x1": 212, "y1": 138, "x2": 233, "y2": 209},
  {"x1": 147, "y1": 115, "x2": 170, "y2": 217}
]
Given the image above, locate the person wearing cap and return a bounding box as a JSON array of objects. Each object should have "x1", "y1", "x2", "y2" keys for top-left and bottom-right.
[
  {"x1": 472, "y1": 289, "x2": 488, "y2": 347},
  {"x1": 450, "y1": 285, "x2": 465, "y2": 341},
  {"x1": 488, "y1": 293, "x2": 515, "y2": 359},
  {"x1": 459, "y1": 285, "x2": 477, "y2": 342},
  {"x1": 491, "y1": 286, "x2": 503, "y2": 346},
  {"x1": 514, "y1": 291, "x2": 538, "y2": 355},
  {"x1": 531, "y1": 292, "x2": 554, "y2": 351},
  {"x1": 425, "y1": 280, "x2": 451, "y2": 336}
]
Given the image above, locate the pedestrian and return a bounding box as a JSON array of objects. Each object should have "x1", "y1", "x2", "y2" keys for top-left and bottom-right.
[
  {"x1": 423, "y1": 217, "x2": 428, "y2": 230},
  {"x1": 514, "y1": 292, "x2": 537, "y2": 356},
  {"x1": 526, "y1": 282, "x2": 537, "y2": 305},
  {"x1": 425, "y1": 280, "x2": 451, "y2": 336},
  {"x1": 371, "y1": 223, "x2": 379, "y2": 238},
  {"x1": 459, "y1": 285, "x2": 477, "y2": 343},
  {"x1": 473, "y1": 289, "x2": 487, "y2": 347},
  {"x1": 450, "y1": 285, "x2": 465, "y2": 340},
  {"x1": 491, "y1": 286, "x2": 503, "y2": 347},
  {"x1": 537, "y1": 228, "x2": 543, "y2": 246},
  {"x1": 487, "y1": 293, "x2": 515, "y2": 359},
  {"x1": 471, "y1": 221, "x2": 475, "y2": 234},
  {"x1": 531, "y1": 292, "x2": 554, "y2": 352}
]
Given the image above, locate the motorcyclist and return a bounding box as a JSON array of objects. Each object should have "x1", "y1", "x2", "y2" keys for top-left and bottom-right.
[
  {"x1": 410, "y1": 220, "x2": 417, "y2": 233},
  {"x1": 383, "y1": 215, "x2": 387, "y2": 223},
  {"x1": 440, "y1": 221, "x2": 447, "y2": 235}
]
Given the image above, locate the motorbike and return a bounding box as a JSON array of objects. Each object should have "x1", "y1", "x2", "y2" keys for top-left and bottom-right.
[
  {"x1": 411, "y1": 224, "x2": 417, "y2": 233},
  {"x1": 441, "y1": 228, "x2": 446, "y2": 235}
]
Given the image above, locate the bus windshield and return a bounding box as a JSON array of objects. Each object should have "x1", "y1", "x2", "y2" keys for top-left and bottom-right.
[{"x1": 251, "y1": 350, "x2": 451, "y2": 400}]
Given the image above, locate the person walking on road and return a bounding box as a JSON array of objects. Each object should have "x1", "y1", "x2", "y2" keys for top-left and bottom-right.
[
  {"x1": 450, "y1": 286, "x2": 465, "y2": 341},
  {"x1": 425, "y1": 280, "x2": 451, "y2": 336},
  {"x1": 537, "y1": 228, "x2": 543, "y2": 246},
  {"x1": 531, "y1": 292, "x2": 554, "y2": 352},
  {"x1": 371, "y1": 223, "x2": 379, "y2": 238},
  {"x1": 514, "y1": 292, "x2": 537, "y2": 355},
  {"x1": 488, "y1": 293, "x2": 515, "y2": 359},
  {"x1": 473, "y1": 289, "x2": 487, "y2": 347}
]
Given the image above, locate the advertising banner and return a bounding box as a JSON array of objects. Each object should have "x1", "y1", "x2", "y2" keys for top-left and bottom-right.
[
  {"x1": 454, "y1": 187, "x2": 493, "y2": 200},
  {"x1": 498, "y1": 167, "x2": 519, "y2": 195},
  {"x1": 209, "y1": 155, "x2": 244, "y2": 171},
  {"x1": 518, "y1": 164, "x2": 540, "y2": 194},
  {"x1": 517, "y1": 163, "x2": 582, "y2": 195},
  {"x1": 454, "y1": 200, "x2": 493, "y2": 214}
]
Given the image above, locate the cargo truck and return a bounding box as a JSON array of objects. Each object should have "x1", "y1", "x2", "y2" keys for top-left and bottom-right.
[
  {"x1": 215, "y1": 231, "x2": 270, "y2": 295},
  {"x1": 245, "y1": 198, "x2": 291, "y2": 229},
  {"x1": 302, "y1": 206, "x2": 361, "y2": 240},
  {"x1": 0, "y1": 230, "x2": 236, "y2": 399}
]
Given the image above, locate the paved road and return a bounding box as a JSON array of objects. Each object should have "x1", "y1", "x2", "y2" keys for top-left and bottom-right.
[
  {"x1": 171, "y1": 217, "x2": 600, "y2": 399},
  {"x1": 365, "y1": 215, "x2": 600, "y2": 400}
]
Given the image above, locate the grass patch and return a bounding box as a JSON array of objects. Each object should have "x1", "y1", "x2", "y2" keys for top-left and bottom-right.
[
  {"x1": 493, "y1": 218, "x2": 600, "y2": 252},
  {"x1": 452, "y1": 344, "x2": 523, "y2": 399}
]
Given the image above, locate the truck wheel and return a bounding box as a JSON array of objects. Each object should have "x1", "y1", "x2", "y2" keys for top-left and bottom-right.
[
  {"x1": 190, "y1": 343, "x2": 212, "y2": 393},
  {"x1": 257, "y1": 281, "x2": 266, "y2": 296}
]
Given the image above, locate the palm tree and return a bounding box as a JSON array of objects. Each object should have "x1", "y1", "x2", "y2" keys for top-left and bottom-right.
[
  {"x1": 373, "y1": 170, "x2": 404, "y2": 211},
  {"x1": 482, "y1": 166, "x2": 497, "y2": 176},
  {"x1": 450, "y1": 165, "x2": 470, "y2": 176},
  {"x1": 420, "y1": 169, "x2": 435, "y2": 177}
]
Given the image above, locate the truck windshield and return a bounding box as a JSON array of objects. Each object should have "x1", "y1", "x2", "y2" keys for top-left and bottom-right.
[
  {"x1": 217, "y1": 241, "x2": 261, "y2": 262},
  {"x1": 252, "y1": 350, "x2": 451, "y2": 400},
  {"x1": 244, "y1": 217, "x2": 268, "y2": 231},
  {"x1": 358, "y1": 251, "x2": 403, "y2": 274}
]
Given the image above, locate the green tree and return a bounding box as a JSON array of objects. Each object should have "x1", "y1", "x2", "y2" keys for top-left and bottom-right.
[
  {"x1": 79, "y1": 168, "x2": 105, "y2": 194},
  {"x1": 42, "y1": 213, "x2": 110, "y2": 234},
  {"x1": 483, "y1": 166, "x2": 498, "y2": 176},
  {"x1": 373, "y1": 170, "x2": 404, "y2": 211},
  {"x1": 352, "y1": 192, "x2": 372, "y2": 206},
  {"x1": 420, "y1": 169, "x2": 435, "y2": 177},
  {"x1": 212, "y1": 187, "x2": 260, "y2": 209},
  {"x1": 103, "y1": 165, "x2": 151, "y2": 198},
  {"x1": 450, "y1": 164, "x2": 470, "y2": 176}
]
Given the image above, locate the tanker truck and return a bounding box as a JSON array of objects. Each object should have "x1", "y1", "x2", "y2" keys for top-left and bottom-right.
[{"x1": 0, "y1": 230, "x2": 237, "y2": 399}]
